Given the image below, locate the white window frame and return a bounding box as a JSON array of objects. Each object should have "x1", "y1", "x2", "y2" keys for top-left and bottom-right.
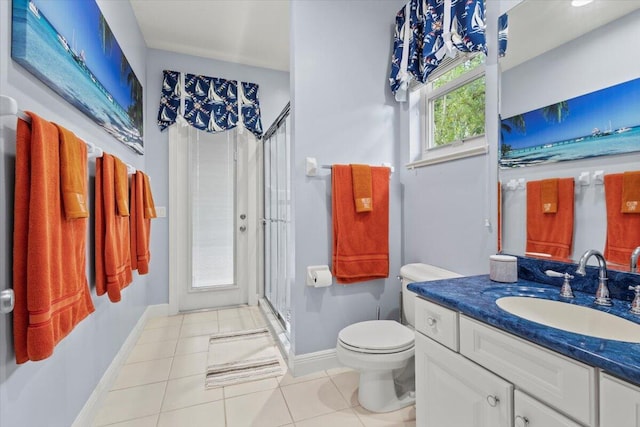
[{"x1": 408, "y1": 54, "x2": 488, "y2": 169}]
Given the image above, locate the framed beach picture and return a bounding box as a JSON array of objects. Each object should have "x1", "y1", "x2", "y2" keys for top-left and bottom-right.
[
  {"x1": 500, "y1": 78, "x2": 640, "y2": 168},
  {"x1": 11, "y1": 0, "x2": 144, "y2": 154}
]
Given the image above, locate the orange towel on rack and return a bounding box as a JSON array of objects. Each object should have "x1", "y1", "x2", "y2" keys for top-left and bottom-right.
[
  {"x1": 540, "y1": 178, "x2": 558, "y2": 213},
  {"x1": 351, "y1": 164, "x2": 373, "y2": 212},
  {"x1": 143, "y1": 173, "x2": 157, "y2": 219},
  {"x1": 621, "y1": 171, "x2": 640, "y2": 213},
  {"x1": 113, "y1": 156, "x2": 130, "y2": 216},
  {"x1": 54, "y1": 124, "x2": 89, "y2": 219},
  {"x1": 130, "y1": 172, "x2": 156, "y2": 274},
  {"x1": 526, "y1": 178, "x2": 574, "y2": 260},
  {"x1": 332, "y1": 165, "x2": 390, "y2": 284},
  {"x1": 12, "y1": 114, "x2": 95, "y2": 364},
  {"x1": 604, "y1": 173, "x2": 640, "y2": 265},
  {"x1": 95, "y1": 154, "x2": 133, "y2": 302}
]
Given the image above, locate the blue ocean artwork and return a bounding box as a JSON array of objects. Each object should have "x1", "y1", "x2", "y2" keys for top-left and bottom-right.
[
  {"x1": 500, "y1": 78, "x2": 640, "y2": 168},
  {"x1": 11, "y1": 0, "x2": 143, "y2": 154}
]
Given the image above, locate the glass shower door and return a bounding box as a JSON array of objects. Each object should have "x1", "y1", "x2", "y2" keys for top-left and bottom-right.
[{"x1": 263, "y1": 110, "x2": 291, "y2": 333}]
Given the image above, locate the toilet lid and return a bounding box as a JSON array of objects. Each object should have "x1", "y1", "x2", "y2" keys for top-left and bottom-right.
[{"x1": 338, "y1": 320, "x2": 414, "y2": 353}]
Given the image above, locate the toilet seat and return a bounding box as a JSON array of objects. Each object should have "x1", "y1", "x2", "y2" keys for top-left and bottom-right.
[{"x1": 338, "y1": 320, "x2": 414, "y2": 354}]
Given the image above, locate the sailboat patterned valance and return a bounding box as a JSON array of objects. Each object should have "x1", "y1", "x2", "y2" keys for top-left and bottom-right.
[
  {"x1": 157, "y1": 70, "x2": 263, "y2": 138},
  {"x1": 389, "y1": 0, "x2": 487, "y2": 102}
]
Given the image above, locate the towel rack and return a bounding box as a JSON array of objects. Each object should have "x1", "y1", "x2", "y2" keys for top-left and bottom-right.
[
  {"x1": 305, "y1": 157, "x2": 395, "y2": 177},
  {"x1": 0, "y1": 94, "x2": 137, "y2": 173}
]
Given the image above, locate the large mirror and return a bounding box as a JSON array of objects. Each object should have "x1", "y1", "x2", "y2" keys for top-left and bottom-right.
[{"x1": 498, "y1": 0, "x2": 640, "y2": 269}]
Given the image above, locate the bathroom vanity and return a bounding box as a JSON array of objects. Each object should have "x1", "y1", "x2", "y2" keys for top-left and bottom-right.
[{"x1": 409, "y1": 269, "x2": 640, "y2": 427}]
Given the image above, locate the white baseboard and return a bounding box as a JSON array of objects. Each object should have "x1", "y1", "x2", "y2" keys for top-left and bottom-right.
[
  {"x1": 290, "y1": 349, "x2": 340, "y2": 377},
  {"x1": 72, "y1": 303, "x2": 168, "y2": 427}
]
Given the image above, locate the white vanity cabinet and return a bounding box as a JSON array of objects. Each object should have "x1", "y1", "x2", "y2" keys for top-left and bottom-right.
[
  {"x1": 600, "y1": 373, "x2": 640, "y2": 427},
  {"x1": 414, "y1": 296, "x2": 598, "y2": 427},
  {"x1": 415, "y1": 332, "x2": 513, "y2": 427}
]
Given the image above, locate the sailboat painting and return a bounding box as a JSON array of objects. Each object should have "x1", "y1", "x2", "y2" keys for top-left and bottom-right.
[
  {"x1": 500, "y1": 78, "x2": 640, "y2": 168},
  {"x1": 11, "y1": 0, "x2": 144, "y2": 154}
]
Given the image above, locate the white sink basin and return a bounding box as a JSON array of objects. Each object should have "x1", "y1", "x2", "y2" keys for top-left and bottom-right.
[{"x1": 496, "y1": 297, "x2": 640, "y2": 343}]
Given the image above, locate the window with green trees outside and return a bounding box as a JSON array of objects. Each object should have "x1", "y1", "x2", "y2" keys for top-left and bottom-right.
[{"x1": 427, "y1": 54, "x2": 485, "y2": 148}]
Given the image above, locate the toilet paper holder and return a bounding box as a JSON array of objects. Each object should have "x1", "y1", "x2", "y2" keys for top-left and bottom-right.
[{"x1": 306, "y1": 265, "x2": 333, "y2": 287}]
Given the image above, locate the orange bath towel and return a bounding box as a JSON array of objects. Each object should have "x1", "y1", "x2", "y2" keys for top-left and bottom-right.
[
  {"x1": 143, "y1": 173, "x2": 157, "y2": 219},
  {"x1": 526, "y1": 178, "x2": 575, "y2": 260},
  {"x1": 95, "y1": 154, "x2": 133, "y2": 302},
  {"x1": 351, "y1": 164, "x2": 373, "y2": 212},
  {"x1": 113, "y1": 156, "x2": 130, "y2": 217},
  {"x1": 54, "y1": 124, "x2": 89, "y2": 219},
  {"x1": 332, "y1": 165, "x2": 390, "y2": 284},
  {"x1": 604, "y1": 173, "x2": 640, "y2": 265},
  {"x1": 621, "y1": 171, "x2": 640, "y2": 213},
  {"x1": 13, "y1": 114, "x2": 95, "y2": 364},
  {"x1": 130, "y1": 172, "x2": 156, "y2": 274}
]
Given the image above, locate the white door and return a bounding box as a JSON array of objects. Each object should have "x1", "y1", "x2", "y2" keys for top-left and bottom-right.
[
  {"x1": 416, "y1": 332, "x2": 513, "y2": 427},
  {"x1": 169, "y1": 125, "x2": 256, "y2": 312}
]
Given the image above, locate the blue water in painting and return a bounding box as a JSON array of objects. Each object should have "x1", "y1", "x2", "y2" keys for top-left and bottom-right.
[
  {"x1": 500, "y1": 125, "x2": 640, "y2": 168},
  {"x1": 12, "y1": 0, "x2": 143, "y2": 153}
]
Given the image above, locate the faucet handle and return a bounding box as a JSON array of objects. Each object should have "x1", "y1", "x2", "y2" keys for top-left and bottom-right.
[
  {"x1": 546, "y1": 270, "x2": 575, "y2": 298},
  {"x1": 629, "y1": 286, "x2": 640, "y2": 315}
]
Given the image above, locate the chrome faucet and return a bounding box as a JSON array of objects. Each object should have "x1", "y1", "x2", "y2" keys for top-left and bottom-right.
[
  {"x1": 631, "y1": 246, "x2": 640, "y2": 273},
  {"x1": 576, "y1": 249, "x2": 612, "y2": 306}
]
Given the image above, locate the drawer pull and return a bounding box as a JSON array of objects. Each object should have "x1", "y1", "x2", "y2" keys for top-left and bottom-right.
[
  {"x1": 486, "y1": 395, "x2": 500, "y2": 407},
  {"x1": 515, "y1": 415, "x2": 529, "y2": 426},
  {"x1": 427, "y1": 317, "x2": 437, "y2": 326}
]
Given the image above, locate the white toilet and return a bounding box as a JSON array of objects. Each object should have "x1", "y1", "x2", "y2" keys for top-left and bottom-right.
[{"x1": 336, "y1": 263, "x2": 462, "y2": 413}]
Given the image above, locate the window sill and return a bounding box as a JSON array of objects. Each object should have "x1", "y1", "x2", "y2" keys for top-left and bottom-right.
[{"x1": 406, "y1": 144, "x2": 488, "y2": 169}]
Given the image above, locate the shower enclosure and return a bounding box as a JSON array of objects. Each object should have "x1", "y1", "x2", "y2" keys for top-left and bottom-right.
[{"x1": 262, "y1": 103, "x2": 291, "y2": 333}]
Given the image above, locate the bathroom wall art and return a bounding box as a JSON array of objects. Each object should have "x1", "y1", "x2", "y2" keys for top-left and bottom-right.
[
  {"x1": 12, "y1": 0, "x2": 144, "y2": 154},
  {"x1": 500, "y1": 78, "x2": 640, "y2": 168}
]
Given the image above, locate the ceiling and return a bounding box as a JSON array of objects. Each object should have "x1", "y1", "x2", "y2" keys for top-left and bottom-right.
[
  {"x1": 129, "y1": 0, "x2": 290, "y2": 72},
  {"x1": 501, "y1": 0, "x2": 640, "y2": 71}
]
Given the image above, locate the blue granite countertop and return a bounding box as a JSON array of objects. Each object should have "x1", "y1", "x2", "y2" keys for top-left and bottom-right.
[{"x1": 408, "y1": 257, "x2": 640, "y2": 386}]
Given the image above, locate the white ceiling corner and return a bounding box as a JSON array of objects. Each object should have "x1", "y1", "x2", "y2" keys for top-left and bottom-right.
[{"x1": 129, "y1": 0, "x2": 290, "y2": 72}]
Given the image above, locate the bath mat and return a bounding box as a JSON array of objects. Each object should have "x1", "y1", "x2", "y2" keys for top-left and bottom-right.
[{"x1": 205, "y1": 327, "x2": 286, "y2": 389}]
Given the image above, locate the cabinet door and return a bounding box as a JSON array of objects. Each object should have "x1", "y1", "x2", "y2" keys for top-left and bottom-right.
[
  {"x1": 515, "y1": 390, "x2": 582, "y2": 427},
  {"x1": 600, "y1": 373, "x2": 640, "y2": 427},
  {"x1": 416, "y1": 332, "x2": 513, "y2": 427}
]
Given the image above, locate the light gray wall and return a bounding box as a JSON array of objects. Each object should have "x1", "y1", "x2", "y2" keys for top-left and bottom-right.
[
  {"x1": 0, "y1": 1, "x2": 148, "y2": 426},
  {"x1": 500, "y1": 10, "x2": 640, "y2": 262},
  {"x1": 144, "y1": 49, "x2": 290, "y2": 305},
  {"x1": 289, "y1": 0, "x2": 406, "y2": 355},
  {"x1": 399, "y1": 2, "x2": 501, "y2": 277}
]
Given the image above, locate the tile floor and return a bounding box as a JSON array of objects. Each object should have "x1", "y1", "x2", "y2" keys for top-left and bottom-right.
[{"x1": 92, "y1": 305, "x2": 416, "y2": 427}]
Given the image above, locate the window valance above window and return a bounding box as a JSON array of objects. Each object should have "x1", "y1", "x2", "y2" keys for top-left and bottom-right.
[
  {"x1": 157, "y1": 70, "x2": 263, "y2": 138},
  {"x1": 389, "y1": 0, "x2": 489, "y2": 102}
]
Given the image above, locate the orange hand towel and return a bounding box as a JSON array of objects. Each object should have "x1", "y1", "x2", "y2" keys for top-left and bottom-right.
[
  {"x1": 621, "y1": 171, "x2": 640, "y2": 213},
  {"x1": 540, "y1": 178, "x2": 558, "y2": 213},
  {"x1": 332, "y1": 165, "x2": 390, "y2": 283},
  {"x1": 351, "y1": 164, "x2": 373, "y2": 212},
  {"x1": 13, "y1": 114, "x2": 94, "y2": 364},
  {"x1": 604, "y1": 173, "x2": 640, "y2": 265},
  {"x1": 54, "y1": 124, "x2": 89, "y2": 219},
  {"x1": 142, "y1": 173, "x2": 157, "y2": 218},
  {"x1": 113, "y1": 156, "x2": 130, "y2": 217},
  {"x1": 130, "y1": 172, "x2": 153, "y2": 274},
  {"x1": 95, "y1": 154, "x2": 133, "y2": 302},
  {"x1": 526, "y1": 178, "x2": 575, "y2": 260}
]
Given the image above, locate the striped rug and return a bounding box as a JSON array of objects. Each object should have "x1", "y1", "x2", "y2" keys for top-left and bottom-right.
[{"x1": 205, "y1": 327, "x2": 286, "y2": 389}]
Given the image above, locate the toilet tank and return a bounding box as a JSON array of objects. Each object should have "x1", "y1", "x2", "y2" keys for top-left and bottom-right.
[{"x1": 400, "y1": 263, "x2": 462, "y2": 327}]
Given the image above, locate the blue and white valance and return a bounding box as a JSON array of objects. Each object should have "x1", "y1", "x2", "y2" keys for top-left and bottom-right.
[
  {"x1": 157, "y1": 70, "x2": 263, "y2": 138},
  {"x1": 389, "y1": 0, "x2": 488, "y2": 102}
]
